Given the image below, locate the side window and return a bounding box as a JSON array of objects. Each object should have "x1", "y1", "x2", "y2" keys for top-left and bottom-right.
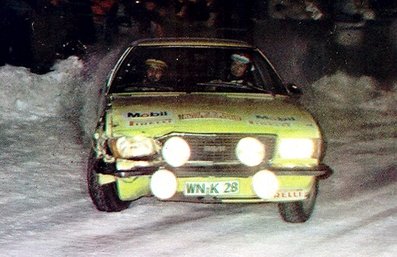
[
  {"x1": 253, "y1": 53, "x2": 287, "y2": 94},
  {"x1": 252, "y1": 54, "x2": 277, "y2": 91}
]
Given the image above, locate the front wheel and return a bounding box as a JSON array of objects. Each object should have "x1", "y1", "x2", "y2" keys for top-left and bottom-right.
[
  {"x1": 87, "y1": 151, "x2": 131, "y2": 212},
  {"x1": 278, "y1": 179, "x2": 319, "y2": 223}
]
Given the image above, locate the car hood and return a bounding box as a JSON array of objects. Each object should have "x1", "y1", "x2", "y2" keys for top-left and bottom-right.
[{"x1": 108, "y1": 93, "x2": 320, "y2": 138}]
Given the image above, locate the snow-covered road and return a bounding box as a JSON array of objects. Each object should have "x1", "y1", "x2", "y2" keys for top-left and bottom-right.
[{"x1": 0, "y1": 49, "x2": 396, "y2": 257}]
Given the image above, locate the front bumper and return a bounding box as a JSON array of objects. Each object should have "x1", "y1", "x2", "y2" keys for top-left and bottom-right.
[
  {"x1": 104, "y1": 163, "x2": 332, "y2": 179},
  {"x1": 99, "y1": 164, "x2": 332, "y2": 203}
]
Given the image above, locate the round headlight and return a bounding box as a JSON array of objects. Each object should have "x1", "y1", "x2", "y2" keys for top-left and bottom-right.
[
  {"x1": 111, "y1": 136, "x2": 158, "y2": 158},
  {"x1": 279, "y1": 139, "x2": 315, "y2": 159},
  {"x1": 150, "y1": 169, "x2": 177, "y2": 200},
  {"x1": 235, "y1": 137, "x2": 265, "y2": 166},
  {"x1": 252, "y1": 170, "x2": 279, "y2": 199},
  {"x1": 162, "y1": 137, "x2": 191, "y2": 167}
]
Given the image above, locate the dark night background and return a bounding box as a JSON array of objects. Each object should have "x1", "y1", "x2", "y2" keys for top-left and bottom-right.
[{"x1": 1, "y1": 0, "x2": 396, "y2": 85}]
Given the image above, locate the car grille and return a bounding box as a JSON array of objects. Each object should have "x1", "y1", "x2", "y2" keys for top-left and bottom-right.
[{"x1": 160, "y1": 133, "x2": 276, "y2": 166}]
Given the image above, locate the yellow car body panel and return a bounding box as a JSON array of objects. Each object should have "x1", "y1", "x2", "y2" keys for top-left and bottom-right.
[
  {"x1": 116, "y1": 176, "x2": 151, "y2": 201},
  {"x1": 110, "y1": 93, "x2": 319, "y2": 138},
  {"x1": 109, "y1": 93, "x2": 321, "y2": 168}
]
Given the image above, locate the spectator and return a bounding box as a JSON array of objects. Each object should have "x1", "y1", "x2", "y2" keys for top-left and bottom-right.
[
  {"x1": 175, "y1": 0, "x2": 209, "y2": 23},
  {"x1": 206, "y1": 0, "x2": 221, "y2": 27},
  {"x1": 91, "y1": 0, "x2": 119, "y2": 43},
  {"x1": 68, "y1": 0, "x2": 96, "y2": 44},
  {"x1": 336, "y1": 0, "x2": 376, "y2": 20},
  {"x1": 304, "y1": 0, "x2": 324, "y2": 20},
  {"x1": 31, "y1": 0, "x2": 73, "y2": 73},
  {"x1": 136, "y1": 0, "x2": 168, "y2": 37}
]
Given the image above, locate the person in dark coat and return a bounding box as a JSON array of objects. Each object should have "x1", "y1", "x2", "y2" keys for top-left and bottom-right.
[
  {"x1": 91, "y1": 0, "x2": 120, "y2": 43},
  {"x1": 68, "y1": 0, "x2": 96, "y2": 44},
  {"x1": 30, "y1": 0, "x2": 70, "y2": 73}
]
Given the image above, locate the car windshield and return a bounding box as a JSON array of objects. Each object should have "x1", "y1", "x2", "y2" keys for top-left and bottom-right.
[{"x1": 109, "y1": 45, "x2": 288, "y2": 95}]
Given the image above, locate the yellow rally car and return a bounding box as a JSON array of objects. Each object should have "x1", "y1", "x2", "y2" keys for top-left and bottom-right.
[{"x1": 87, "y1": 38, "x2": 332, "y2": 223}]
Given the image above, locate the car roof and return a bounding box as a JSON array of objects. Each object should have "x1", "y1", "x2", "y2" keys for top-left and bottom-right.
[{"x1": 130, "y1": 38, "x2": 254, "y2": 48}]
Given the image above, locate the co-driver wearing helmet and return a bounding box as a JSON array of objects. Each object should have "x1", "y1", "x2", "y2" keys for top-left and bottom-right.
[{"x1": 227, "y1": 53, "x2": 253, "y2": 86}]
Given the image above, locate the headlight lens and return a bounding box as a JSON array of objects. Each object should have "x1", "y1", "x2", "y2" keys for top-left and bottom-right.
[
  {"x1": 162, "y1": 137, "x2": 191, "y2": 167},
  {"x1": 279, "y1": 139, "x2": 315, "y2": 159},
  {"x1": 235, "y1": 137, "x2": 265, "y2": 166},
  {"x1": 108, "y1": 135, "x2": 159, "y2": 158}
]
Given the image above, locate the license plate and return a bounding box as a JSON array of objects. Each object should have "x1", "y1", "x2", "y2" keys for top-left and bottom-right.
[{"x1": 184, "y1": 181, "x2": 239, "y2": 196}]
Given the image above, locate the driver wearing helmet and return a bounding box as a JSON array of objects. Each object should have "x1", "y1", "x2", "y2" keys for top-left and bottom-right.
[{"x1": 143, "y1": 59, "x2": 168, "y2": 83}]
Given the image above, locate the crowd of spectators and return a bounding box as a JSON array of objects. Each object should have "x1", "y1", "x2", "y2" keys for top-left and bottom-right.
[
  {"x1": 0, "y1": 1, "x2": 394, "y2": 74},
  {"x1": 0, "y1": 0, "x2": 254, "y2": 74}
]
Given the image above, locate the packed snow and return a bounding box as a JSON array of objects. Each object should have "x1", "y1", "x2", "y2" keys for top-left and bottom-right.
[{"x1": 0, "y1": 46, "x2": 396, "y2": 256}]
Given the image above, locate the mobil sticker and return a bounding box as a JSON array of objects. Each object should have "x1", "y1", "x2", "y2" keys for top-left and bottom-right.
[{"x1": 127, "y1": 111, "x2": 169, "y2": 118}]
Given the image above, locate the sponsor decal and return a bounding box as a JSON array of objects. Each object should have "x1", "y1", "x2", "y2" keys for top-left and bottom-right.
[
  {"x1": 127, "y1": 111, "x2": 169, "y2": 119},
  {"x1": 273, "y1": 190, "x2": 307, "y2": 199},
  {"x1": 126, "y1": 111, "x2": 172, "y2": 126},
  {"x1": 249, "y1": 114, "x2": 297, "y2": 127},
  {"x1": 129, "y1": 119, "x2": 172, "y2": 126},
  {"x1": 255, "y1": 114, "x2": 296, "y2": 121},
  {"x1": 178, "y1": 111, "x2": 241, "y2": 121},
  {"x1": 249, "y1": 120, "x2": 291, "y2": 127}
]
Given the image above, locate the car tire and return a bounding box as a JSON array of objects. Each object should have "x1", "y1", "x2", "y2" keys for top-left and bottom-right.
[
  {"x1": 87, "y1": 151, "x2": 131, "y2": 212},
  {"x1": 278, "y1": 179, "x2": 318, "y2": 223}
]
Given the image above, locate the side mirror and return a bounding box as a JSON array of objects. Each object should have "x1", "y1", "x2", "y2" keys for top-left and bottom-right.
[{"x1": 286, "y1": 83, "x2": 302, "y2": 97}]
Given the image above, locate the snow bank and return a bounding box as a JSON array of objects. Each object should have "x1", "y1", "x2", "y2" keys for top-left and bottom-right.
[
  {"x1": 301, "y1": 71, "x2": 397, "y2": 141},
  {"x1": 0, "y1": 47, "x2": 121, "y2": 143},
  {"x1": 300, "y1": 71, "x2": 396, "y2": 200},
  {"x1": 0, "y1": 57, "x2": 84, "y2": 121}
]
